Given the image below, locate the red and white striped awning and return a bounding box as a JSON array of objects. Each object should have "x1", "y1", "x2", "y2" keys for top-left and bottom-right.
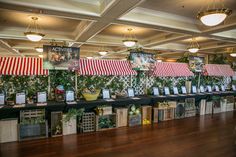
[
  {"x1": 204, "y1": 64, "x2": 234, "y2": 76},
  {"x1": 0, "y1": 57, "x2": 49, "y2": 76},
  {"x1": 151, "y1": 62, "x2": 193, "y2": 77},
  {"x1": 79, "y1": 59, "x2": 137, "y2": 75}
]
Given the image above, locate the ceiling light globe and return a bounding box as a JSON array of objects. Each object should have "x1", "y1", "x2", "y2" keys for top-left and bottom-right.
[
  {"x1": 86, "y1": 57, "x2": 93, "y2": 59},
  {"x1": 24, "y1": 32, "x2": 44, "y2": 42},
  {"x1": 188, "y1": 47, "x2": 199, "y2": 53},
  {"x1": 35, "y1": 47, "x2": 43, "y2": 53},
  {"x1": 38, "y1": 54, "x2": 43, "y2": 58},
  {"x1": 230, "y1": 53, "x2": 236, "y2": 57},
  {"x1": 98, "y1": 51, "x2": 108, "y2": 56},
  {"x1": 200, "y1": 13, "x2": 227, "y2": 26},
  {"x1": 123, "y1": 40, "x2": 136, "y2": 47}
]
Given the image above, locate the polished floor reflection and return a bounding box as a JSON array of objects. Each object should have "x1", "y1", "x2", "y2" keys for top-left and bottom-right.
[{"x1": 1, "y1": 111, "x2": 236, "y2": 157}]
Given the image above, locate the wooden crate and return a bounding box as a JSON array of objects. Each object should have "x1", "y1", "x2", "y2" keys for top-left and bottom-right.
[
  {"x1": 226, "y1": 96, "x2": 234, "y2": 111},
  {"x1": 51, "y1": 112, "x2": 63, "y2": 137},
  {"x1": 175, "y1": 102, "x2": 185, "y2": 119},
  {"x1": 128, "y1": 114, "x2": 141, "y2": 127},
  {"x1": 213, "y1": 99, "x2": 221, "y2": 114},
  {"x1": 19, "y1": 109, "x2": 48, "y2": 141},
  {"x1": 205, "y1": 101, "x2": 213, "y2": 115},
  {"x1": 0, "y1": 118, "x2": 18, "y2": 143},
  {"x1": 141, "y1": 106, "x2": 152, "y2": 125},
  {"x1": 184, "y1": 98, "x2": 196, "y2": 117},
  {"x1": 199, "y1": 99, "x2": 206, "y2": 115},
  {"x1": 82, "y1": 112, "x2": 95, "y2": 133},
  {"x1": 62, "y1": 115, "x2": 77, "y2": 136},
  {"x1": 102, "y1": 106, "x2": 112, "y2": 115},
  {"x1": 158, "y1": 107, "x2": 175, "y2": 121},
  {"x1": 221, "y1": 99, "x2": 227, "y2": 112},
  {"x1": 153, "y1": 107, "x2": 159, "y2": 123},
  {"x1": 115, "y1": 108, "x2": 128, "y2": 127},
  {"x1": 96, "y1": 114, "x2": 116, "y2": 131}
]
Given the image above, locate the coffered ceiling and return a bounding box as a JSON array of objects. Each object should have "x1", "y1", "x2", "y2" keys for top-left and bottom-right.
[{"x1": 0, "y1": 0, "x2": 236, "y2": 61}]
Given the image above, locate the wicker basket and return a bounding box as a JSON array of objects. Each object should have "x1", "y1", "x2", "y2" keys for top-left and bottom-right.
[{"x1": 82, "y1": 89, "x2": 100, "y2": 101}]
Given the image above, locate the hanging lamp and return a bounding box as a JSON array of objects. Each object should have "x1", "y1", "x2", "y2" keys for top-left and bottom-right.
[
  {"x1": 188, "y1": 38, "x2": 200, "y2": 53},
  {"x1": 230, "y1": 48, "x2": 236, "y2": 57},
  {"x1": 35, "y1": 47, "x2": 43, "y2": 53},
  {"x1": 24, "y1": 17, "x2": 45, "y2": 42},
  {"x1": 122, "y1": 28, "x2": 137, "y2": 47},
  {"x1": 197, "y1": 0, "x2": 232, "y2": 26}
]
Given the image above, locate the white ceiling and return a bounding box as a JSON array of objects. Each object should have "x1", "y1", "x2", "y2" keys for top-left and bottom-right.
[{"x1": 0, "y1": 0, "x2": 235, "y2": 61}]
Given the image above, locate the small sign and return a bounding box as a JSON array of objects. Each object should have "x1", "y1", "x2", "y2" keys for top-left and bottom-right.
[
  {"x1": 200, "y1": 86, "x2": 205, "y2": 93},
  {"x1": 66, "y1": 91, "x2": 75, "y2": 102},
  {"x1": 207, "y1": 85, "x2": 212, "y2": 92},
  {"x1": 221, "y1": 85, "x2": 225, "y2": 92},
  {"x1": 181, "y1": 86, "x2": 187, "y2": 94},
  {"x1": 192, "y1": 86, "x2": 197, "y2": 93},
  {"x1": 232, "y1": 85, "x2": 236, "y2": 91},
  {"x1": 127, "y1": 88, "x2": 135, "y2": 97},
  {"x1": 153, "y1": 87, "x2": 159, "y2": 96},
  {"x1": 215, "y1": 85, "x2": 219, "y2": 92},
  {"x1": 102, "y1": 89, "x2": 110, "y2": 99},
  {"x1": 16, "y1": 93, "x2": 26, "y2": 104},
  {"x1": 164, "y1": 87, "x2": 170, "y2": 95},
  {"x1": 173, "y1": 87, "x2": 179, "y2": 95},
  {"x1": 0, "y1": 93, "x2": 5, "y2": 105},
  {"x1": 37, "y1": 92, "x2": 47, "y2": 103}
]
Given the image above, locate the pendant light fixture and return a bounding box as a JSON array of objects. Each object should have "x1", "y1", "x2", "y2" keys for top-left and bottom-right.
[
  {"x1": 98, "y1": 46, "x2": 108, "y2": 56},
  {"x1": 197, "y1": 0, "x2": 232, "y2": 26},
  {"x1": 122, "y1": 28, "x2": 137, "y2": 47},
  {"x1": 188, "y1": 38, "x2": 200, "y2": 53},
  {"x1": 230, "y1": 48, "x2": 236, "y2": 57},
  {"x1": 35, "y1": 47, "x2": 43, "y2": 53},
  {"x1": 24, "y1": 17, "x2": 45, "y2": 42}
]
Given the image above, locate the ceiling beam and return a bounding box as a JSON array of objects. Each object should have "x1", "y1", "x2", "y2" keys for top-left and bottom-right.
[{"x1": 0, "y1": 40, "x2": 23, "y2": 56}]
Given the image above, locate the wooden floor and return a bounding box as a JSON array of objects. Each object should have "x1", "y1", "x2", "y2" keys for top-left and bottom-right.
[{"x1": 1, "y1": 112, "x2": 236, "y2": 157}]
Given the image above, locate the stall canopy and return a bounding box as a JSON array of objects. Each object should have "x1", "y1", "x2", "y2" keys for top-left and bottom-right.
[
  {"x1": 0, "y1": 57, "x2": 48, "y2": 76},
  {"x1": 79, "y1": 59, "x2": 137, "y2": 75},
  {"x1": 151, "y1": 62, "x2": 194, "y2": 77},
  {"x1": 204, "y1": 64, "x2": 234, "y2": 76}
]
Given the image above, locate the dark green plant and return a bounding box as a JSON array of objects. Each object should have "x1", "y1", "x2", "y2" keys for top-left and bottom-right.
[
  {"x1": 50, "y1": 70, "x2": 75, "y2": 90},
  {"x1": 209, "y1": 54, "x2": 228, "y2": 64},
  {"x1": 63, "y1": 108, "x2": 85, "y2": 123},
  {"x1": 176, "y1": 53, "x2": 189, "y2": 63}
]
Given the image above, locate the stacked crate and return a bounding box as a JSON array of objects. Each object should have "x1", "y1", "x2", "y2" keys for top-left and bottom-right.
[
  {"x1": 82, "y1": 112, "x2": 95, "y2": 133},
  {"x1": 158, "y1": 101, "x2": 176, "y2": 121},
  {"x1": 199, "y1": 99, "x2": 206, "y2": 115},
  {"x1": 184, "y1": 98, "x2": 196, "y2": 117},
  {"x1": 51, "y1": 112, "x2": 63, "y2": 137},
  {"x1": 205, "y1": 101, "x2": 213, "y2": 114},
  {"x1": 18, "y1": 109, "x2": 48, "y2": 141},
  {"x1": 175, "y1": 102, "x2": 185, "y2": 119},
  {"x1": 226, "y1": 96, "x2": 234, "y2": 111},
  {"x1": 115, "y1": 108, "x2": 128, "y2": 127},
  {"x1": 0, "y1": 118, "x2": 18, "y2": 143},
  {"x1": 141, "y1": 106, "x2": 152, "y2": 125}
]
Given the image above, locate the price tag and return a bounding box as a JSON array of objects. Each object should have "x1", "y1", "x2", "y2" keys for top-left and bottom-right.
[
  {"x1": 192, "y1": 86, "x2": 197, "y2": 93},
  {"x1": 221, "y1": 85, "x2": 225, "y2": 92},
  {"x1": 215, "y1": 85, "x2": 219, "y2": 92},
  {"x1": 102, "y1": 89, "x2": 110, "y2": 99},
  {"x1": 164, "y1": 87, "x2": 170, "y2": 95},
  {"x1": 207, "y1": 85, "x2": 212, "y2": 92},
  {"x1": 66, "y1": 91, "x2": 75, "y2": 102},
  {"x1": 232, "y1": 85, "x2": 236, "y2": 91},
  {"x1": 0, "y1": 94, "x2": 5, "y2": 105},
  {"x1": 173, "y1": 87, "x2": 179, "y2": 95},
  {"x1": 181, "y1": 86, "x2": 187, "y2": 94},
  {"x1": 37, "y1": 92, "x2": 47, "y2": 103},
  {"x1": 200, "y1": 86, "x2": 205, "y2": 93},
  {"x1": 16, "y1": 93, "x2": 26, "y2": 104},
  {"x1": 127, "y1": 88, "x2": 135, "y2": 97},
  {"x1": 153, "y1": 87, "x2": 159, "y2": 96}
]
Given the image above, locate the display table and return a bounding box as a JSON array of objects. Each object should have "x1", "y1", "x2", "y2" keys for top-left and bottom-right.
[{"x1": 0, "y1": 91, "x2": 235, "y2": 120}]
